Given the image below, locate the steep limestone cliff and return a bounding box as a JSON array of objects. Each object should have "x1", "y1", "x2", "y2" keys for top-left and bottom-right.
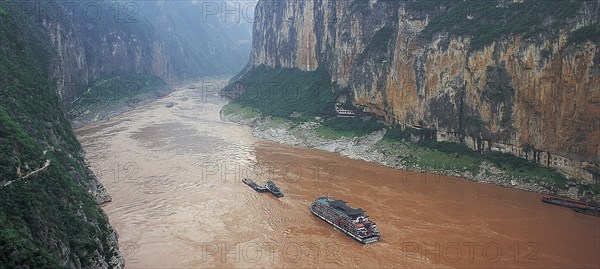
[{"x1": 243, "y1": 0, "x2": 599, "y2": 183}]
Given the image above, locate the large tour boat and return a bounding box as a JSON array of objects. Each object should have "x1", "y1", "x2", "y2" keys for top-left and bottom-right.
[{"x1": 310, "y1": 196, "x2": 380, "y2": 243}]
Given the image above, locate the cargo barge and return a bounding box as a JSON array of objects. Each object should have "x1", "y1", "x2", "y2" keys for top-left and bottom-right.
[
  {"x1": 242, "y1": 178, "x2": 266, "y2": 192},
  {"x1": 242, "y1": 179, "x2": 283, "y2": 198},
  {"x1": 310, "y1": 196, "x2": 380, "y2": 244},
  {"x1": 542, "y1": 195, "x2": 600, "y2": 217}
]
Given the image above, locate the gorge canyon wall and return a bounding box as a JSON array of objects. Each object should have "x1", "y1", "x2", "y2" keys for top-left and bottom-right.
[
  {"x1": 11, "y1": 0, "x2": 253, "y2": 105},
  {"x1": 245, "y1": 0, "x2": 599, "y2": 183}
]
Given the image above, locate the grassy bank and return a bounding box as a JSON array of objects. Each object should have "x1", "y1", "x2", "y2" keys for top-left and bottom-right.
[
  {"x1": 221, "y1": 103, "x2": 261, "y2": 120},
  {"x1": 380, "y1": 128, "x2": 571, "y2": 189},
  {"x1": 315, "y1": 117, "x2": 385, "y2": 139}
]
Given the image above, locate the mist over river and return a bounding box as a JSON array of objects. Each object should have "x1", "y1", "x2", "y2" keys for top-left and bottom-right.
[{"x1": 75, "y1": 80, "x2": 599, "y2": 268}]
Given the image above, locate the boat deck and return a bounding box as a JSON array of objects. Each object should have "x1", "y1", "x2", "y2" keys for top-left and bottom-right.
[
  {"x1": 242, "y1": 179, "x2": 267, "y2": 192},
  {"x1": 542, "y1": 195, "x2": 600, "y2": 217}
]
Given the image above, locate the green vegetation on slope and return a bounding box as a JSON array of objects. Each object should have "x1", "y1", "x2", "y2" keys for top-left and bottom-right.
[
  {"x1": 0, "y1": 7, "x2": 118, "y2": 268},
  {"x1": 222, "y1": 66, "x2": 389, "y2": 138},
  {"x1": 408, "y1": 0, "x2": 586, "y2": 50},
  {"x1": 69, "y1": 73, "x2": 168, "y2": 118},
  {"x1": 222, "y1": 66, "x2": 338, "y2": 120},
  {"x1": 381, "y1": 128, "x2": 569, "y2": 188},
  {"x1": 221, "y1": 102, "x2": 262, "y2": 120},
  {"x1": 567, "y1": 23, "x2": 600, "y2": 45},
  {"x1": 315, "y1": 117, "x2": 385, "y2": 139}
]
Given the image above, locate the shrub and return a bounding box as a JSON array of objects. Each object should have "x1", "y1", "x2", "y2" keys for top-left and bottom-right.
[
  {"x1": 410, "y1": 0, "x2": 586, "y2": 50},
  {"x1": 567, "y1": 24, "x2": 600, "y2": 45}
]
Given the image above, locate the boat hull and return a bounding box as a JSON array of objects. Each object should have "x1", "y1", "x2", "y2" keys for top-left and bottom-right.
[
  {"x1": 242, "y1": 179, "x2": 266, "y2": 192},
  {"x1": 266, "y1": 185, "x2": 283, "y2": 198},
  {"x1": 542, "y1": 195, "x2": 600, "y2": 217}
]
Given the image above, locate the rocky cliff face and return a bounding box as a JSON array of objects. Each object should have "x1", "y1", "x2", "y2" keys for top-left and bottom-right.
[
  {"x1": 1, "y1": 3, "x2": 124, "y2": 267},
  {"x1": 246, "y1": 0, "x2": 600, "y2": 183},
  {"x1": 13, "y1": 0, "x2": 253, "y2": 105}
]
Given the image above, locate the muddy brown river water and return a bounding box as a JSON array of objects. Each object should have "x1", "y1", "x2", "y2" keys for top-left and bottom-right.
[{"x1": 75, "y1": 81, "x2": 599, "y2": 268}]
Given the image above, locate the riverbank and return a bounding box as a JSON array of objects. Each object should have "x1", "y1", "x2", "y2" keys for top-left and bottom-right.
[
  {"x1": 68, "y1": 74, "x2": 175, "y2": 128},
  {"x1": 75, "y1": 83, "x2": 600, "y2": 268},
  {"x1": 221, "y1": 103, "x2": 600, "y2": 204},
  {"x1": 69, "y1": 77, "x2": 230, "y2": 129}
]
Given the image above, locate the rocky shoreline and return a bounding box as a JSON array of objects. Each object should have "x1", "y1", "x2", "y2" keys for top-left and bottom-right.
[
  {"x1": 69, "y1": 91, "x2": 172, "y2": 129},
  {"x1": 221, "y1": 108, "x2": 600, "y2": 204}
]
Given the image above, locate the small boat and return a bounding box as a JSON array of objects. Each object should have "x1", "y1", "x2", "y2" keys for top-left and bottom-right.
[{"x1": 265, "y1": 180, "x2": 284, "y2": 198}]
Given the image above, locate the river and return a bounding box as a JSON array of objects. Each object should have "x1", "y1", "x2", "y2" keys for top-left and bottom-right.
[{"x1": 75, "y1": 80, "x2": 599, "y2": 268}]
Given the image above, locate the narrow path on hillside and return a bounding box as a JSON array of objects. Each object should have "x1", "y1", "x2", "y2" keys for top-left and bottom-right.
[{"x1": 2, "y1": 159, "x2": 51, "y2": 187}]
